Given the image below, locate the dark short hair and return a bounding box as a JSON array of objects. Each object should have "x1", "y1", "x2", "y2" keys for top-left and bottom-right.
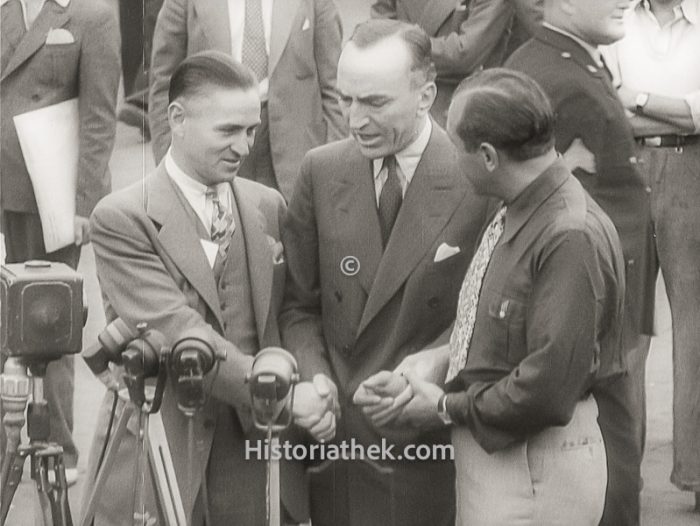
[
  {"x1": 168, "y1": 50, "x2": 258, "y2": 104},
  {"x1": 450, "y1": 68, "x2": 555, "y2": 161},
  {"x1": 349, "y1": 19, "x2": 436, "y2": 85}
]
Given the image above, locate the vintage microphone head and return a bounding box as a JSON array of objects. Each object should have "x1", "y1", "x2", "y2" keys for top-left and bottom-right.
[
  {"x1": 170, "y1": 327, "x2": 219, "y2": 416},
  {"x1": 246, "y1": 347, "x2": 299, "y2": 431},
  {"x1": 81, "y1": 318, "x2": 135, "y2": 390}
]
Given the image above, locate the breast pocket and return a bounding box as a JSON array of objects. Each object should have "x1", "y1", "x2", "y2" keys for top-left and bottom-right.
[{"x1": 481, "y1": 290, "x2": 527, "y2": 365}]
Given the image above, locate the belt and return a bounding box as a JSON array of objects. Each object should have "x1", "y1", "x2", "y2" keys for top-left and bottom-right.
[{"x1": 636, "y1": 134, "x2": 700, "y2": 148}]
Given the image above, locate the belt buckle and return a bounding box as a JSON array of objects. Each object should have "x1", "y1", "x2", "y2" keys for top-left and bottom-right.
[{"x1": 644, "y1": 136, "x2": 662, "y2": 147}]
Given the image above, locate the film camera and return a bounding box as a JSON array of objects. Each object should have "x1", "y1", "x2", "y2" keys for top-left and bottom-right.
[{"x1": 1, "y1": 261, "x2": 84, "y2": 360}]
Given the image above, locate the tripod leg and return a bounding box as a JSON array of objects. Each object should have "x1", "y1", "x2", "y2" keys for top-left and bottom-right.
[
  {"x1": 0, "y1": 450, "x2": 27, "y2": 525},
  {"x1": 79, "y1": 403, "x2": 134, "y2": 526}
]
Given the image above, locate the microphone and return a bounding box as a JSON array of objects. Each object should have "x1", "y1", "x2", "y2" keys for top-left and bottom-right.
[
  {"x1": 170, "y1": 327, "x2": 220, "y2": 417},
  {"x1": 81, "y1": 318, "x2": 136, "y2": 390},
  {"x1": 246, "y1": 347, "x2": 299, "y2": 431}
]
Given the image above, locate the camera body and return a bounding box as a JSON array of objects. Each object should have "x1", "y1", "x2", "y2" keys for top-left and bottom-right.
[{"x1": 1, "y1": 261, "x2": 84, "y2": 360}]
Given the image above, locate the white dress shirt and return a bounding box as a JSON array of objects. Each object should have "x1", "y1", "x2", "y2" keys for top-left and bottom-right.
[
  {"x1": 165, "y1": 149, "x2": 233, "y2": 236},
  {"x1": 228, "y1": 0, "x2": 273, "y2": 99},
  {"x1": 603, "y1": 0, "x2": 700, "y2": 132},
  {"x1": 372, "y1": 118, "x2": 432, "y2": 207}
]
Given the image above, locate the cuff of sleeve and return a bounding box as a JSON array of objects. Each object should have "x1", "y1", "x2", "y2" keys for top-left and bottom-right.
[{"x1": 684, "y1": 91, "x2": 700, "y2": 133}]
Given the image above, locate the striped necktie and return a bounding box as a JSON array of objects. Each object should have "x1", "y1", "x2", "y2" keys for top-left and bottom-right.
[
  {"x1": 206, "y1": 187, "x2": 235, "y2": 258},
  {"x1": 445, "y1": 206, "x2": 507, "y2": 382}
]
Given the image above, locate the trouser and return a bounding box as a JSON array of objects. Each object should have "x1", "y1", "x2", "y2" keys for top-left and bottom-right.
[
  {"x1": 0, "y1": 211, "x2": 79, "y2": 467},
  {"x1": 238, "y1": 102, "x2": 279, "y2": 195},
  {"x1": 452, "y1": 396, "x2": 606, "y2": 526},
  {"x1": 637, "y1": 140, "x2": 700, "y2": 492}
]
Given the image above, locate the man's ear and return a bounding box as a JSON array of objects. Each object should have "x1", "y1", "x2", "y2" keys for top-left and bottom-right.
[
  {"x1": 479, "y1": 143, "x2": 499, "y2": 172},
  {"x1": 418, "y1": 81, "x2": 437, "y2": 117},
  {"x1": 168, "y1": 101, "x2": 186, "y2": 137}
]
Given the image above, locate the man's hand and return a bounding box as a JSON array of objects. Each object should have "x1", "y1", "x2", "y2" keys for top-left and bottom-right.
[
  {"x1": 563, "y1": 138, "x2": 596, "y2": 175},
  {"x1": 74, "y1": 215, "x2": 90, "y2": 246},
  {"x1": 394, "y1": 346, "x2": 450, "y2": 384},
  {"x1": 353, "y1": 371, "x2": 412, "y2": 427},
  {"x1": 293, "y1": 374, "x2": 340, "y2": 442},
  {"x1": 396, "y1": 371, "x2": 444, "y2": 430},
  {"x1": 616, "y1": 84, "x2": 637, "y2": 112}
]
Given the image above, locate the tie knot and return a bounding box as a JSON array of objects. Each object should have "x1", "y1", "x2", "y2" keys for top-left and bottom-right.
[
  {"x1": 206, "y1": 187, "x2": 221, "y2": 203},
  {"x1": 383, "y1": 155, "x2": 397, "y2": 172}
]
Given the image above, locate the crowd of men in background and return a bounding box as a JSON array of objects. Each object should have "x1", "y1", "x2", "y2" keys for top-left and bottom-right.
[{"x1": 1, "y1": 0, "x2": 698, "y2": 524}]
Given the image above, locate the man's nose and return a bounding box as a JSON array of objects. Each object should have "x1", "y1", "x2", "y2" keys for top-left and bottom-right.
[
  {"x1": 347, "y1": 102, "x2": 370, "y2": 130},
  {"x1": 230, "y1": 132, "x2": 251, "y2": 158}
]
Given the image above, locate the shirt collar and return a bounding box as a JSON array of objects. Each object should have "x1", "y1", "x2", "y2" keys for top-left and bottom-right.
[
  {"x1": 0, "y1": 0, "x2": 70, "y2": 7},
  {"x1": 501, "y1": 158, "x2": 570, "y2": 244},
  {"x1": 636, "y1": 0, "x2": 698, "y2": 25},
  {"x1": 165, "y1": 149, "x2": 210, "y2": 197},
  {"x1": 372, "y1": 117, "x2": 433, "y2": 181},
  {"x1": 542, "y1": 22, "x2": 604, "y2": 67}
]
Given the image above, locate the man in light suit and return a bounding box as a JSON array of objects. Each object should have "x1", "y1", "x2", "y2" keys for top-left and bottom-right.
[
  {"x1": 0, "y1": 0, "x2": 120, "y2": 474},
  {"x1": 87, "y1": 52, "x2": 333, "y2": 525},
  {"x1": 148, "y1": 0, "x2": 346, "y2": 201},
  {"x1": 280, "y1": 20, "x2": 489, "y2": 526}
]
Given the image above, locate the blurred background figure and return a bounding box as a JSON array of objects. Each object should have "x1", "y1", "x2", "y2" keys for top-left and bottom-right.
[
  {"x1": 0, "y1": 0, "x2": 120, "y2": 483},
  {"x1": 148, "y1": 0, "x2": 346, "y2": 201},
  {"x1": 604, "y1": 0, "x2": 700, "y2": 513},
  {"x1": 117, "y1": 0, "x2": 163, "y2": 140}
]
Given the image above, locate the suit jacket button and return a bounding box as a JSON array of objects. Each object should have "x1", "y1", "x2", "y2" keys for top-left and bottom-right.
[
  {"x1": 342, "y1": 345, "x2": 351, "y2": 353},
  {"x1": 428, "y1": 297, "x2": 439, "y2": 308},
  {"x1": 31, "y1": 94, "x2": 40, "y2": 102}
]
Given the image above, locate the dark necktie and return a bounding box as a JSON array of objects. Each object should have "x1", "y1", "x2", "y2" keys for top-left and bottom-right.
[
  {"x1": 378, "y1": 155, "x2": 402, "y2": 248},
  {"x1": 1, "y1": 0, "x2": 26, "y2": 74},
  {"x1": 242, "y1": 0, "x2": 268, "y2": 83}
]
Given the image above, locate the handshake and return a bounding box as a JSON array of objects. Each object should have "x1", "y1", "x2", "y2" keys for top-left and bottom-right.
[{"x1": 292, "y1": 347, "x2": 450, "y2": 442}]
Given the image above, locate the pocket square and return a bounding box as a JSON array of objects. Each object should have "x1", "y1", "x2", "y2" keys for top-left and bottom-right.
[
  {"x1": 434, "y1": 243, "x2": 460, "y2": 263},
  {"x1": 302, "y1": 18, "x2": 310, "y2": 31},
  {"x1": 267, "y1": 235, "x2": 285, "y2": 264},
  {"x1": 45, "y1": 28, "x2": 75, "y2": 45}
]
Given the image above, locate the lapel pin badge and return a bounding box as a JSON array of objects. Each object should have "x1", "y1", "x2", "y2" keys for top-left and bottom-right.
[{"x1": 340, "y1": 256, "x2": 360, "y2": 277}]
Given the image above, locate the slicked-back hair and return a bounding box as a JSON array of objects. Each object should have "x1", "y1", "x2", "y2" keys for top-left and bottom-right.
[
  {"x1": 451, "y1": 68, "x2": 555, "y2": 161},
  {"x1": 168, "y1": 50, "x2": 258, "y2": 104},
  {"x1": 349, "y1": 19, "x2": 437, "y2": 86}
]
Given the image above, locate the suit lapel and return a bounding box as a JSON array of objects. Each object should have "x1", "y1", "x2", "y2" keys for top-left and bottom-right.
[
  {"x1": 357, "y1": 125, "x2": 466, "y2": 336},
  {"x1": 1, "y1": 1, "x2": 69, "y2": 82},
  {"x1": 191, "y1": 0, "x2": 232, "y2": 53},
  {"x1": 233, "y1": 180, "x2": 273, "y2": 345},
  {"x1": 147, "y1": 165, "x2": 225, "y2": 331},
  {"x1": 269, "y1": 0, "x2": 302, "y2": 76},
  {"x1": 333, "y1": 142, "x2": 383, "y2": 295},
  {"x1": 417, "y1": 0, "x2": 457, "y2": 36}
]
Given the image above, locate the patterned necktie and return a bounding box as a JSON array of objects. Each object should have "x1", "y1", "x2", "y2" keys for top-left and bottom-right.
[
  {"x1": 378, "y1": 155, "x2": 402, "y2": 248},
  {"x1": 242, "y1": 0, "x2": 268, "y2": 83},
  {"x1": 445, "y1": 206, "x2": 507, "y2": 382},
  {"x1": 206, "y1": 187, "x2": 235, "y2": 258}
]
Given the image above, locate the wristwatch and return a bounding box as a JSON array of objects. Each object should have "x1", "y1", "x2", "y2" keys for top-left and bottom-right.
[
  {"x1": 635, "y1": 92, "x2": 649, "y2": 114},
  {"x1": 437, "y1": 394, "x2": 452, "y2": 426}
]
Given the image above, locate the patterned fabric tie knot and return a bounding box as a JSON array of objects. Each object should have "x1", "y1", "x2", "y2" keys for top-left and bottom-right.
[
  {"x1": 206, "y1": 187, "x2": 235, "y2": 258},
  {"x1": 446, "y1": 205, "x2": 507, "y2": 382}
]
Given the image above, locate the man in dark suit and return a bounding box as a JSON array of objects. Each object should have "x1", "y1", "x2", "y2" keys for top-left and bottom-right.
[
  {"x1": 506, "y1": 0, "x2": 657, "y2": 524},
  {"x1": 280, "y1": 20, "x2": 488, "y2": 526},
  {"x1": 0, "y1": 0, "x2": 120, "y2": 476},
  {"x1": 87, "y1": 52, "x2": 328, "y2": 525},
  {"x1": 371, "y1": 0, "x2": 514, "y2": 127},
  {"x1": 148, "y1": 0, "x2": 346, "y2": 201}
]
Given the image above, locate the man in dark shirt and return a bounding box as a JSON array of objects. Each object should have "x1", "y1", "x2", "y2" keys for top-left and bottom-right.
[{"x1": 359, "y1": 68, "x2": 627, "y2": 524}]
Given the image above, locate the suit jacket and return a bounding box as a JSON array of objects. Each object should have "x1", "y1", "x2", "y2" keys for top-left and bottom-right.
[
  {"x1": 88, "y1": 165, "x2": 308, "y2": 524},
  {"x1": 280, "y1": 124, "x2": 489, "y2": 526},
  {"x1": 0, "y1": 0, "x2": 119, "y2": 216},
  {"x1": 148, "y1": 0, "x2": 346, "y2": 200},
  {"x1": 506, "y1": 27, "x2": 657, "y2": 336},
  {"x1": 371, "y1": 0, "x2": 514, "y2": 126}
]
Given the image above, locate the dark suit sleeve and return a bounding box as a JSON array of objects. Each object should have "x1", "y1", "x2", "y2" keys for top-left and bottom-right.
[
  {"x1": 430, "y1": 0, "x2": 514, "y2": 77},
  {"x1": 313, "y1": 0, "x2": 346, "y2": 142},
  {"x1": 90, "y1": 202, "x2": 254, "y2": 411},
  {"x1": 554, "y1": 89, "x2": 606, "y2": 173},
  {"x1": 76, "y1": 5, "x2": 120, "y2": 217},
  {"x1": 279, "y1": 154, "x2": 334, "y2": 381},
  {"x1": 446, "y1": 231, "x2": 604, "y2": 452},
  {"x1": 149, "y1": 0, "x2": 188, "y2": 164}
]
